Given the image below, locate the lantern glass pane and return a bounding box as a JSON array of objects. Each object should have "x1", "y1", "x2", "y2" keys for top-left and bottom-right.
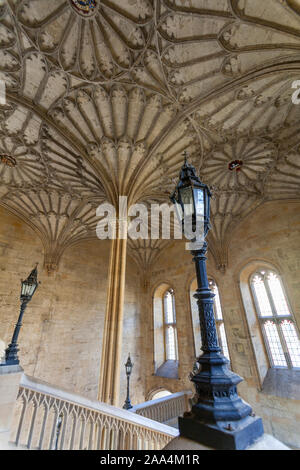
[
  {"x1": 21, "y1": 281, "x2": 36, "y2": 297},
  {"x1": 194, "y1": 188, "x2": 204, "y2": 217},
  {"x1": 174, "y1": 201, "x2": 183, "y2": 223},
  {"x1": 21, "y1": 282, "x2": 29, "y2": 296},
  {"x1": 28, "y1": 284, "x2": 35, "y2": 296},
  {"x1": 180, "y1": 187, "x2": 194, "y2": 217}
]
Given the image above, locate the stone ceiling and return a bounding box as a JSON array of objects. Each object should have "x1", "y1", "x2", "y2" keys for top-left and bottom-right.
[{"x1": 0, "y1": 0, "x2": 300, "y2": 272}]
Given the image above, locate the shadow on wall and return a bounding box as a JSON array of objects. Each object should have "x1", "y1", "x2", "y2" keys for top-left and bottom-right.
[{"x1": 155, "y1": 360, "x2": 179, "y2": 379}]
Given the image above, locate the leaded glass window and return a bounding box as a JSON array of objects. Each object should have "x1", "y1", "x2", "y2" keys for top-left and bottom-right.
[
  {"x1": 251, "y1": 270, "x2": 300, "y2": 369},
  {"x1": 163, "y1": 289, "x2": 178, "y2": 361}
]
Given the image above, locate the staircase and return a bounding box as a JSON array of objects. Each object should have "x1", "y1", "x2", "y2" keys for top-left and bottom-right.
[
  {"x1": 8, "y1": 374, "x2": 185, "y2": 450},
  {"x1": 131, "y1": 391, "x2": 192, "y2": 428}
]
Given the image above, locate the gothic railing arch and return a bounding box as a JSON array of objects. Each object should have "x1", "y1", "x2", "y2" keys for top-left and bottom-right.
[
  {"x1": 10, "y1": 375, "x2": 178, "y2": 450},
  {"x1": 131, "y1": 391, "x2": 192, "y2": 425}
]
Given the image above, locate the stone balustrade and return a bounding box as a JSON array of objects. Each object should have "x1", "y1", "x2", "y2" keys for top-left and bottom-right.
[
  {"x1": 9, "y1": 375, "x2": 179, "y2": 450},
  {"x1": 131, "y1": 391, "x2": 193, "y2": 425}
]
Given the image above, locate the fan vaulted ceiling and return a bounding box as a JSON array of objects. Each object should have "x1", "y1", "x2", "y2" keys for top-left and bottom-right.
[{"x1": 0, "y1": 0, "x2": 299, "y2": 272}]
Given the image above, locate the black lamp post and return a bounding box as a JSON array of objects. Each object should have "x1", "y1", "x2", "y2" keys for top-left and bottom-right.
[
  {"x1": 123, "y1": 354, "x2": 133, "y2": 410},
  {"x1": 170, "y1": 153, "x2": 264, "y2": 450},
  {"x1": 2, "y1": 266, "x2": 39, "y2": 366}
]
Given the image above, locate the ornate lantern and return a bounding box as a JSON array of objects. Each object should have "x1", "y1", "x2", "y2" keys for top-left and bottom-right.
[
  {"x1": 2, "y1": 266, "x2": 39, "y2": 366},
  {"x1": 20, "y1": 266, "x2": 39, "y2": 301},
  {"x1": 170, "y1": 152, "x2": 211, "y2": 240}
]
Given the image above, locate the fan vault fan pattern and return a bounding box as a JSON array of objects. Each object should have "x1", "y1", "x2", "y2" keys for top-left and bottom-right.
[{"x1": 0, "y1": 0, "x2": 299, "y2": 272}]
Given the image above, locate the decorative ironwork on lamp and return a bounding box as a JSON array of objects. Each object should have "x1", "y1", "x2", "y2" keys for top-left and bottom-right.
[{"x1": 170, "y1": 152, "x2": 264, "y2": 450}]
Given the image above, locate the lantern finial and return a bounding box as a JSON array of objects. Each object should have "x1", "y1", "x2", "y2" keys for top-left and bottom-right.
[
  {"x1": 27, "y1": 264, "x2": 38, "y2": 285},
  {"x1": 183, "y1": 150, "x2": 189, "y2": 166}
]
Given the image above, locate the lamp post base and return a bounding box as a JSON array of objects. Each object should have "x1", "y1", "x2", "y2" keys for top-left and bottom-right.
[
  {"x1": 179, "y1": 414, "x2": 264, "y2": 450},
  {"x1": 1, "y1": 359, "x2": 20, "y2": 366},
  {"x1": 164, "y1": 433, "x2": 290, "y2": 451},
  {"x1": 2, "y1": 344, "x2": 20, "y2": 366},
  {"x1": 123, "y1": 399, "x2": 133, "y2": 410}
]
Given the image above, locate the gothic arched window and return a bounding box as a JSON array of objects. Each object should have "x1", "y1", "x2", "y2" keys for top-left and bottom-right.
[
  {"x1": 251, "y1": 270, "x2": 300, "y2": 369},
  {"x1": 190, "y1": 279, "x2": 230, "y2": 361},
  {"x1": 163, "y1": 289, "x2": 178, "y2": 361},
  {"x1": 153, "y1": 284, "x2": 179, "y2": 378}
]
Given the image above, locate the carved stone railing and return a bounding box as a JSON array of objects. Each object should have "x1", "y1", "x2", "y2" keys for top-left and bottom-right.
[
  {"x1": 10, "y1": 375, "x2": 179, "y2": 450},
  {"x1": 131, "y1": 391, "x2": 193, "y2": 425}
]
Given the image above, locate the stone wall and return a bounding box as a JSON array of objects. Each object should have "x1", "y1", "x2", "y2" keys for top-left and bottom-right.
[
  {"x1": 0, "y1": 206, "x2": 45, "y2": 375},
  {"x1": 0, "y1": 205, "x2": 110, "y2": 399},
  {"x1": 119, "y1": 255, "x2": 144, "y2": 407},
  {"x1": 29, "y1": 238, "x2": 111, "y2": 400},
  {"x1": 1, "y1": 199, "x2": 300, "y2": 447},
  {"x1": 0, "y1": 205, "x2": 145, "y2": 405}
]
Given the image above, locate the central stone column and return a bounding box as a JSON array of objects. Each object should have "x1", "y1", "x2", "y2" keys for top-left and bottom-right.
[{"x1": 98, "y1": 215, "x2": 127, "y2": 406}]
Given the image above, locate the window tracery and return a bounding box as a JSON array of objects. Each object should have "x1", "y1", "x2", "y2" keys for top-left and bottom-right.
[{"x1": 251, "y1": 270, "x2": 300, "y2": 369}]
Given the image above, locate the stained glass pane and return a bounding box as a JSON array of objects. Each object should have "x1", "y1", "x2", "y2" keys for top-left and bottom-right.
[
  {"x1": 264, "y1": 321, "x2": 287, "y2": 367},
  {"x1": 194, "y1": 188, "x2": 204, "y2": 216},
  {"x1": 166, "y1": 326, "x2": 176, "y2": 360},
  {"x1": 267, "y1": 273, "x2": 291, "y2": 317},
  {"x1": 280, "y1": 320, "x2": 300, "y2": 368},
  {"x1": 180, "y1": 187, "x2": 194, "y2": 217},
  {"x1": 219, "y1": 323, "x2": 230, "y2": 361},
  {"x1": 252, "y1": 275, "x2": 273, "y2": 317}
]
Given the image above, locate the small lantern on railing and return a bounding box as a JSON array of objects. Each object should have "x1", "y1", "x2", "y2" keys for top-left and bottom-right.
[
  {"x1": 123, "y1": 354, "x2": 133, "y2": 410},
  {"x1": 125, "y1": 354, "x2": 133, "y2": 377}
]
